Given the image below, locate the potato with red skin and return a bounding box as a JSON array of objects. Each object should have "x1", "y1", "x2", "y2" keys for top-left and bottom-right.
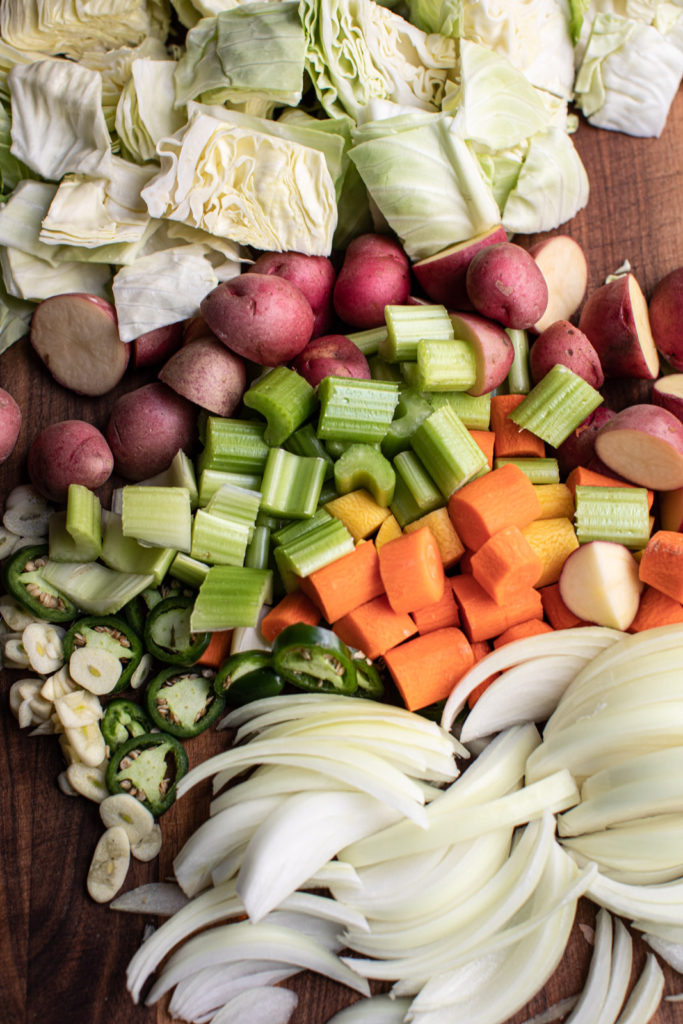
[
  {"x1": 529, "y1": 321, "x2": 604, "y2": 388},
  {"x1": 649, "y1": 266, "x2": 683, "y2": 371},
  {"x1": 159, "y1": 337, "x2": 247, "y2": 416},
  {"x1": 594, "y1": 403, "x2": 683, "y2": 490},
  {"x1": 653, "y1": 374, "x2": 683, "y2": 423},
  {"x1": 448, "y1": 312, "x2": 514, "y2": 396},
  {"x1": 465, "y1": 242, "x2": 548, "y2": 330},
  {"x1": 554, "y1": 406, "x2": 616, "y2": 477},
  {"x1": 292, "y1": 335, "x2": 371, "y2": 387},
  {"x1": 578, "y1": 273, "x2": 659, "y2": 380},
  {"x1": 133, "y1": 322, "x2": 184, "y2": 368},
  {"x1": 248, "y1": 252, "x2": 336, "y2": 338},
  {"x1": 27, "y1": 420, "x2": 114, "y2": 502},
  {"x1": 105, "y1": 382, "x2": 197, "y2": 481},
  {"x1": 200, "y1": 273, "x2": 314, "y2": 366},
  {"x1": 528, "y1": 235, "x2": 588, "y2": 333},
  {"x1": 412, "y1": 225, "x2": 508, "y2": 309},
  {"x1": 0, "y1": 388, "x2": 21, "y2": 464},
  {"x1": 333, "y1": 233, "x2": 410, "y2": 329}
]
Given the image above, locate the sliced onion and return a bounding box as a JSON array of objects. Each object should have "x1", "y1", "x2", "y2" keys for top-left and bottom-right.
[
  {"x1": 169, "y1": 965, "x2": 298, "y2": 1023},
  {"x1": 325, "y1": 994, "x2": 412, "y2": 1022},
  {"x1": 595, "y1": 918, "x2": 633, "y2": 1024},
  {"x1": 612, "y1": 953, "x2": 664, "y2": 1024},
  {"x1": 563, "y1": 907, "x2": 613, "y2": 1024},
  {"x1": 208, "y1": 985, "x2": 298, "y2": 1024}
]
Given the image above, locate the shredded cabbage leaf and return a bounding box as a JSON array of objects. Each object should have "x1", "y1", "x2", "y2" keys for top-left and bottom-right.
[
  {"x1": 115, "y1": 59, "x2": 185, "y2": 164},
  {"x1": 502, "y1": 126, "x2": 590, "y2": 234},
  {"x1": 0, "y1": 246, "x2": 112, "y2": 301}
]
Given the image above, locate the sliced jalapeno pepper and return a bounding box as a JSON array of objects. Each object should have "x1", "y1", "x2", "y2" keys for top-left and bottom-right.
[
  {"x1": 101, "y1": 698, "x2": 154, "y2": 755},
  {"x1": 145, "y1": 665, "x2": 225, "y2": 738},
  {"x1": 349, "y1": 649, "x2": 385, "y2": 700},
  {"x1": 144, "y1": 594, "x2": 210, "y2": 665},
  {"x1": 63, "y1": 615, "x2": 143, "y2": 693},
  {"x1": 213, "y1": 650, "x2": 272, "y2": 698},
  {"x1": 106, "y1": 731, "x2": 188, "y2": 817},
  {"x1": 271, "y1": 623, "x2": 357, "y2": 695},
  {"x1": 3, "y1": 544, "x2": 79, "y2": 622}
]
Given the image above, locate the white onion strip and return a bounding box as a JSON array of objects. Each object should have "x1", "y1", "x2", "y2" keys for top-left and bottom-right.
[
  {"x1": 613, "y1": 953, "x2": 665, "y2": 1024},
  {"x1": 208, "y1": 985, "x2": 299, "y2": 1024},
  {"x1": 324, "y1": 994, "x2": 412, "y2": 1022},
  {"x1": 563, "y1": 907, "x2": 613, "y2": 1024},
  {"x1": 596, "y1": 918, "x2": 633, "y2": 1024}
]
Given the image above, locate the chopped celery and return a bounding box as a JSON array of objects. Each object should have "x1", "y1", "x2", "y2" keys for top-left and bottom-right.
[
  {"x1": 411, "y1": 405, "x2": 488, "y2": 498},
  {"x1": 381, "y1": 388, "x2": 433, "y2": 459},
  {"x1": 393, "y1": 450, "x2": 443, "y2": 516},
  {"x1": 260, "y1": 447, "x2": 327, "y2": 519},
  {"x1": 381, "y1": 304, "x2": 453, "y2": 363},
  {"x1": 121, "y1": 486, "x2": 192, "y2": 553},
  {"x1": 190, "y1": 565, "x2": 273, "y2": 631},
  {"x1": 389, "y1": 472, "x2": 426, "y2": 528},
  {"x1": 41, "y1": 560, "x2": 155, "y2": 616},
  {"x1": 428, "y1": 391, "x2": 491, "y2": 430},
  {"x1": 272, "y1": 508, "x2": 333, "y2": 548},
  {"x1": 368, "y1": 354, "x2": 403, "y2": 382},
  {"x1": 190, "y1": 509, "x2": 252, "y2": 566},
  {"x1": 244, "y1": 524, "x2": 271, "y2": 570},
  {"x1": 205, "y1": 482, "x2": 261, "y2": 533},
  {"x1": 334, "y1": 443, "x2": 396, "y2": 507},
  {"x1": 346, "y1": 325, "x2": 388, "y2": 356},
  {"x1": 400, "y1": 361, "x2": 420, "y2": 388},
  {"x1": 274, "y1": 516, "x2": 354, "y2": 578},
  {"x1": 509, "y1": 365, "x2": 603, "y2": 447},
  {"x1": 142, "y1": 450, "x2": 199, "y2": 509},
  {"x1": 65, "y1": 484, "x2": 102, "y2": 561},
  {"x1": 100, "y1": 511, "x2": 175, "y2": 586},
  {"x1": 197, "y1": 417, "x2": 269, "y2": 476},
  {"x1": 574, "y1": 485, "x2": 651, "y2": 549},
  {"x1": 199, "y1": 469, "x2": 263, "y2": 507},
  {"x1": 285, "y1": 423, "x2": 335, "y2": 479},
  {"x1": 169, "y1": 552, "x2": 210, "y2": 588},
  {"x1": 416, "y1": 338, "x2": 477, "y2": 392},
  {"x1": 505, "y1": 328, "x2": 531, "y2": 394},
  {"x1": 317, "y1": 377, "x2": 400, "y2": 444},
  {"x1": 243, "y1": 366, "x2": 317, "y2": 446},
  {"x1": 493, "y1": 458, "x2": 561, "y2": 484}
]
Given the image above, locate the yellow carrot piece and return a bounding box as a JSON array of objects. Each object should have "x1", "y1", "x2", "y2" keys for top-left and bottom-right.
[
  {"x1": 374, "y1": 513, "x2": 403, "y2": 550},
  {"x1": 403, "y1": 507, "x2": 465, "y2": 569},
  {"x1": 533, "y1": 483, "x2": 575, "y2": 521},
  {"x1": 521, "y1": 516, "x2": 579, "y2": 587},
  {"x1": 324, "y1": 488, "x2": 391, "y2": 542}
]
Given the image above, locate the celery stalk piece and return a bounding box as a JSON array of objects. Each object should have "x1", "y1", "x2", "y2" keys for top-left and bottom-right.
[
  {"x1": 334, "y1": 444, "x2": 396, "y2": 508},
  {"x1": 245, "y1": 525, "x2": 271, "y2": 571},
  {"x1": 41, "y1": 560, "x2": 155, "y2": 616},
  {"x1": 317, "y1": 480, "x2": 340, "y2": 506},
  {"x1": 416, "y1": 338, "x2": 477, "y2": 392},
  {"x1": 509, "y1": 365, "x2": 603, "y2": 448},
  {"x1": 429, "y1": 391, "x2": 491, "y2": 430},
  {"x1": 100, "y1": 511, "x2": 175, "y2": 586},
  {"x1": 368, "y1": 355, "x2": 403, "y2": 382},
  {"x1": 493, "y1": 458, "x2": 561, "y2": 484},
  {"x1": 142, "y1": 450, "x2": 199, "y2": 509},
  {"x1": 197, "y1": 418, "x2": 269, "y2": 476},
  {"x1": 399, "y1": 361, "x2": 420, "y2": 389},
  {"x1": 381, "y1": 389, "x2": 433, "y2": 460},
  {"x1": 190, "y1": 566, "x2": 273, "y2": 631},
  {"x1": 505, "y1": 328, "x2": 531, "y2": 394},
  {"x1": 346, "y1": 326, "x2": 387, "y2": 356},
  {"x1": 169, "y1": 552, "x2": 210, "y2": 588},
  {"x1": 317, "y1": 377, "x2": 400, "y2": 444},
  {"x1": 381, "y1": 304, "x2": 454, "y2": 363},
  {"x1": 243, "y1": 366, "x2": 317, "y2": 446},
  {"x1": 272, "y1": 508, "x2": 333, "y2": 548},
  {"x1": 285, "y1": 423, "x2": 335, "y2": 480},
  {"x1": 574, "y1": 485, "x2": 651, "y2": 549},
  {"x1": 49, "y1": 510, "x2": 102, "y2": 564},
  {"x1": 199, "y1": 470, "x2": 263, "y2": 507},
  {"x1": 205, "y1": 482, "x2": 261, "y2": 534},
  {"x1": 121, "y1": 486, "x2": 192, "y2": 553},
  {"x1": 65, "y1": 484, "x2": 102, "y2": 561},
  {"x1": 411, "y1": 405, "x2": 488, "y2": 498},
  {"x1": 389, "y1": 473, "x2": 426, "y2": 528},
  {"x1": 191, "y1": 509, "x2": 252, "y2": 567},
  {"x1": 260, "y1": 447, "x2": 327, "y2": 520},
  {"x1": 393, "y1": 450, "x2": 443, "y2": 516},
  {"x1": 275, "y1": 517, "x2": 354, "y2": 578}
]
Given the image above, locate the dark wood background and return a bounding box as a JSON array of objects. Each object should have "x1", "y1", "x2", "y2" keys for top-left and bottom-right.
[{"x1": 1, "y1": 88, "x2": 682, "y2": 1024}]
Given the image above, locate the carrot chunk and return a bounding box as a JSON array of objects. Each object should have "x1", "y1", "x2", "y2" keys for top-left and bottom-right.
[
  {"x1": 638, "y1": 530, "x2": 683, "y2": 603},
  {"x1": 299, "y1": 540, "x2": 384, "y2": 623},
  {"x1": 470, "y1": 525, "x2": 544, "y2": 604},
  {"x1": 490, "y1": 394, "x2": 545, "y2": 458},
  {"x1": 411, "y1": 583, "x2": 461, "y2": 634},
  {"x1": 378, "y1": 526, "x2": 445, "y2": 614},
  {"x1": 447, "y1": 462, "x2": 542, "y2": 550},
  {"x1": 333, "y1": 594, "x2": 417, "y2": 660},
  {"x1": 627, "y1": 584, "x2": 683, "y2": 632},
  {"x1": 383, "y1": 627, "x2": 474, "y2": 711},
  {"x1": 451, "y1": 572, "x2": 543, "y2": 643},
  {"x1": 565, "y1": 465, "x2": 654, "y2": 509},
  {"x1": 540, "y1": 583, "x2": 590, "y2": 629},
  {"x1": 493, "y1": 618, "x2": 554, "y2": 648},
  {"x1": 194, "y1": 628, "x2": 234, "y2": 668},
  {"x1": 469, "y1": 429, "x2": 495, "y2": 469},
  {"x1": 261, "y1": 591, "x2": 322, "y2": 644}
]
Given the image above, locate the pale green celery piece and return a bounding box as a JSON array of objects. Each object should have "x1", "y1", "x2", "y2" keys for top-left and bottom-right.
[
  {"x1": 190, "y1": 508, "x2": 251, "y2": 566},
  {"x1": 381, "y1": 388, "x2": 433, "y2": 459},
  {"x1": 381, "y1": 304, "x2": 454, "y2": 363},
  {"x1": 169, "y1": 552, "x2": 210, "y2": 588},
  {"x1": 244, "y1": 525, "x2": 271, "y2": 571},
  {"x1": 389, "y1": 472, "x2": 424, "y2": 528},
  {"x1": 346, "y1": 326, "x2": 388, "y2": 357},
  {"x1": 416, "y1": 338, "x2": 477, "y2": 391},
  {"x1": 41, "y1": 560, "x2": 155, "y2": 616},
  {"x1": 243, "y1": 365, "x2": 317, "y2": 447},
  {"x1": 400, "y1": 362, "x2": 420, "y2": 389},
  {"x1": 316, "y1": 377, "x2": 400, "y2": 443},
  {"x1": 143, "y1": 450, "x2": 199, "y2": 509},
  {"x1": 199, "y1": 470, "x2": 263, "y2": 507},
  {"x1": 508, "y1": 364, "x2": 603, "y2": 448},
  {"x1": 48, "y1": 511, "x2": 100, "y2": 563},
  {"x1": 260, "y1": 447, "x2": 327, "y2": 520},
  {"x1": 393, "y1": 450, "x2": 443, "y2": 515},
  {"x1": 428, "y1": 390, "x2": 491, "y2": 430},
  {"x1": 367, "y1": 355, "x2": 403, "y2": 382},
  {"x1": 205, "y1": 481, "x2": 261, "y2": 533},
  {"x1": 411, "y1": 405, "x2": 488, "y2": 498},
  {"x1": 273, "y1": 508, "x2": 333, "y2": 548},
  {"x1": 190, "y1": 565, "x2": 273, "y2": 631},
  {"x1": 334, "y1": 444, "x2": 396, "y2": 507},
  {"x1": 284, "y1": 424, "x2": 334, "y2": 480},
  {"x1": 64, "y1": 484, "x2": 102, "y2": 561},
  {"x1": 574, "y1": 485, "x2": 651, "y2": 550},
  {"x1": 121, "y1": 485, "x2": 192, "y2": 553},
  {"x1": 493, "y1": 458, "x2": 560, "y2": 485},
  {"x1": 505, "y1": 328, "x2": 531, "y2": 394},
  {"x1": 275, "y1": 517, "x2": 354, "y2": 578},
  {"x1": 100, "y1": 511, "x2": 175, "y2": 587}
]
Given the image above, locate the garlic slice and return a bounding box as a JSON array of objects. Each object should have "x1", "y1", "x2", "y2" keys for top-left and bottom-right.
[
  {"x1": 0, "y1": 594, "x2": 39, "y2": 631},
  {"x1": 3, "y1": 633, "x2": 30, "y2": 668},
  {"x1": 2, "y1": 485, "x2": 53, "y2": 537},
  {"x1": 64, "y1": 721, "x2": 107, "y2": 767},
  {"x1": 66, "y1": 762, "x2": 109, "y2": 803},
  {"x1": 132, "y1": 824, "x2": 163, "y2": 863},
  {"x1": 129, "y1": 651, "x2": 154, "y2": 690},
  {"x1": 54, "y1": 688, "x2": 103, "y2": 729},
  {"x1": 23, "y1": 621, "x2": 66, "y2": 675},
  {"x1": 69, "y1": 645, "x2": 122, "y2": 695},
  {"x1": 87, "y1": 826, "x2": 131, "y2": 903},
  {"x1": 100, "y1": 793, "x2": 155, "y2": 846},
  {"x1": 41, "y1": 665, "x2": 78, "y2": 701}
]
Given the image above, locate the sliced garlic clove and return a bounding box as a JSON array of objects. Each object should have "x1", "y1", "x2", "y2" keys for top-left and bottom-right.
[
  {"x1": 3, "y1": 486, "x2": 53, "y2": 538},
  {"x1": 0, "y1": 596, "x2": 40, "y2": 632},
  {"x1": 3, "y1": 634, "x2": 30, "y2": 668},
  {"x1": 87, "y1": 826, "x2": 131, "y2": 903},
  {"x1": 29, "y1": 718, "x2": 57, "y2": 736},
  {"x1": 131, "y1": 824, "x2": 163, "y2": 863},
  {"x1": 10, "y1": 677, "x2": 42, "y2": 712},
  {"x1": 58, "y1": 770, "x2": 79, "y2": 797},
  {"x1": 17, "y1": 700, "x2": 38, "y2": 729},
  {"x1": 54, "y1": 688, "x2": 103, "y2": 729},
  {"x1": 129, "y1": 652, "x2": 154, "y2": 690},
  {"x1": 41, "y1": 664, "x2": 77, "y2": 701},
  {"x1": 64, "y1": 721, "x2": 107, "y2": 767},
  {"x1": 23, "y1": 621, "x2": 66, "y2": 675},
  {"x1": 66, "y1": 762, "x2": 110, "y2": 803},
  {"x1": 69, "y1": 646, "x2": 122, "y2": 696},
  {"x1": 100, "y1": 793, "x2": 155, "y2": 845}
]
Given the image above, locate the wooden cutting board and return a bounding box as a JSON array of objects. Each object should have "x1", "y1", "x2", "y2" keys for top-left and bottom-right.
[{"x1": 1, "y1": 89, "x2": 683, "y2": 1024}]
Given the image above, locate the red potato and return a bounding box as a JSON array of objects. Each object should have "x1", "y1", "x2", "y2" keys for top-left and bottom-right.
[
  {"x1": 0, "y1": 388, "x2": 21, "y2": 464},
  {"x1": 133, "y1": 321, "x2": 184, "y2": 368},
  {"x1": 291, "y1": 334, "x2": 371, "y2": 388},
  {"x1": 578, "y1": 273, "x2": 659, "y2": 379},
  {"x1": 158, "y1": 337, "x2": 247, "y2": 417},
  {"x1": 200, "y1": 273, "x2": 314, "y2": 366},
  {"x1": 248, "y1": 252, "x2": 336, "y2": 338},
  {"x1": 333, "y1": 233, "x2": 410, "y2": 329},
  {"x1": 594, "y1": 403, "x2": 683, "y2": 490},
  {"x1": 652, "y1": 374, "x2": 683, "y2": 422},
  {"x1": 411, "y1": 225, "x2": 508, "y2": 309},
  {"x1": 447, "y1": 312, "x2": 514, "y2": 396},
  {"x1": 554, "y1": 406, "x2": 616, "y2": 476},
  {"x1": 559, "y1": 540, "x2": 642, "y2": 631},
  {"x1": 105, "y1": 382, "x2": 198, "y2": 481},
  {"x1": 659, "y1": 486, "x2": 683, "y2": 532},
  {"x1": 649, "y1": 266, "x2": 683, "y2": 371},
  {"x1": 528, "y1": 235, "x2": 588, "y2": 333},
  {"x1": 529, "y1": 321, "x2": 604, "y2": 388},
  {"x1": 27, "y1": 420, "x2": 114, "y2": 503},
  {"x1": 30, "y1": 293, "x2": 129, "y2": 396},
  {"x1": 465, "y1": 242, "x2": 548, "y2": 330},
  {"x1": 599, "y1": 376, "x2": 654, "y2": 412}
]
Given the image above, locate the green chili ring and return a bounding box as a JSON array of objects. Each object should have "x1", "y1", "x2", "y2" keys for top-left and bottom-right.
[
  {"x1": 63, "y1": 615, "x2": 143, "y2": 693},
  {"x1": 145, "y1": 665, "x2": 225, "y2": 738},
  {"x1": 4, "y1": 544, "x2": 79, "y2": 622},
  {"x1": 271, "y1": 623, "x2": 357, "y2": 695},
  {"x1": 106, "y1": 731, "x2": 188, "y2": 817},
  {"x1": 143, "y1": 593, "x2": 211, "y2": 666},
  {"x1": 101, "y1": 698, "x2": 154, "y2": 756}
]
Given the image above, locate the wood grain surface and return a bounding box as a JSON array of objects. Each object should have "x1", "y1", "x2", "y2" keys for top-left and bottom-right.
[{"x1": 1, "y1": 88, "x2": 682, "y2": 1024}]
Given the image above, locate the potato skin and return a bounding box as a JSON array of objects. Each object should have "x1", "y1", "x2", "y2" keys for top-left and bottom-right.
[
  {"x1": 529, "y1": 320, "x2": 604, "y2": 388},
  {"x1": 133, "y1": 322, "x2": 184, "y2": 368},
  {"x1": 27, "y1": 419, "x2": 114, "y2": 502},
  {"x1": 0, "y1": 388, "x2": 21, "y2": 464},
  {"x1": 578, "y1": 273, "x2": 659, "y2": 380},
  {"x1": 333, "y1": 233, "x2": 410, "y2": 329},
  {"x1": 649, "y1": 266, "x2": 683, "y2": 371},
  {"x1": 248, "y1": 252, "x2": 336, "y2": 337},
  {"x1": 200, "y1": 273, "x2": 314, "y2": 366},
  {"x1": 159, "y1": 337, "x2": 247, "y2": 416},
  {"x1": 105, "y1": 382, "x2": 198, "y2": 481},
  {"x1": 292, "y1": 334, "x2": 371, "y2": 387},
  {"x1": 465, "y1": 242, "x2": 548, "y2": 330}
]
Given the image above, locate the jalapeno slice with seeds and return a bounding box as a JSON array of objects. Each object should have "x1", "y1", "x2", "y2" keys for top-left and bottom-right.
[
  {"x1": 3, "y1": 544, "x2": 79, "y2": 622},
  {"x1": 101, "y1": 698, "x2": 154, "y2": 755},
  {"x1": 106, "y1": 731, "x2": 188, "y2": 817},
  {"x1": 145, "y1": 665, "x2": 225, "y2": 738},
  {"x1": 271, "y1": 623, "x2": 357, "y2": 695},
  {"x1": 213, "y1": 650, "x2": 272, "y2": 699},
  {"x1": 143, "y1": 594, "x2": 210, "y2": 665},
  {"x1": 63, "y1": 615, "x2": 143, "y2": 693}
]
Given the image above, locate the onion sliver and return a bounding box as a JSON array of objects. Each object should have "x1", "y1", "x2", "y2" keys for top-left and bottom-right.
[
  {"x1": 596, "y1": 918, "x2": 633, "y2": 1024},
  {"x1": 168, "y1": 965, "x2": 297, "y2": 1023},
  {"x1": 612, "y1": 953, "x2": 664, "y2": 1024},
  {"x1": 563, "y1": 907, "x2": 613, "y2": 1024},
  {"x1": 325, "y1": 994, "x2": 412, "y2": 1022},
  {"x1": 205, "y1": 984, "x2": 298, "y2": 1024}
]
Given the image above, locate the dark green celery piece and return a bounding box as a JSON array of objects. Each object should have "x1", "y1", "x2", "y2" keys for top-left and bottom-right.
[
  {"x1": 411, "y1": 405, "x2": 488, "y2": 499},
  {"x1": 325, "y1": 438, "x2": 380, "y2": 459},
  {"x1": 285, "y1": 423, "x2": 334, "y2": 479},
  {"x1": 505, "y1": 328, "x2": 531, "y2": 394},
  {"x1": 197, "y1": 417, "x2": 269, "y2": 476},
  {"x1": 368, "y1": 354, "x2": 403, "y2": 382},
  {"x1": 274, "y1": 517, "x2": 354, "y2": 579},
  {"x1": 493, "y1": 458, "x2": 560, "y2": 484},
  {"x1": 334, "y1": 444, "x2": 396, "y2": 507},
  {"x1": 381, "y1": 304, "x2": 453, "y2": 363},
  {"x1": 101, "y1": 511, "x2": 175, "y2": 586},
  {"x1": 574, "y1": 484, "x2": 650, "y2": 549},
  {"x1": 317, "y1": 377, "x2": 399, "y2": 444},
  {"x1": 381, "y1": 389, "x2": 433, "y2": 459},
  {"x1": 393, "y1": 450, "x2": 443, "y2": 516},
  {"x1": 243, "y1": 366, "x2": 317, "y2": 446},
  {"x1": 190, "y1": 565, "x2": 273, "y2": 631},
  {"x1": 390, "y1": 473, "x2": 425, "y2": 528},
  {"x1": 317, "y1": 480, "x2": 340, "y2": 506},
  {"x1": 244, "y1": 524, "x2": 271, "y2": 570},
  {"x1": 508, "y1": 365, "x2": 603, "y2": 448},
  {"x1": 260, "y1": 447, "x2": 327, "y2": 519},
  {"x1": 272, "y1": 508, "x2": 332, "y2": 548},
  {"x1": 428, "y1": 392, "x2": 491, "y2": 430},
  {"x1": 416, "y1": 338, "x2": 477, "y2": 392}
]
